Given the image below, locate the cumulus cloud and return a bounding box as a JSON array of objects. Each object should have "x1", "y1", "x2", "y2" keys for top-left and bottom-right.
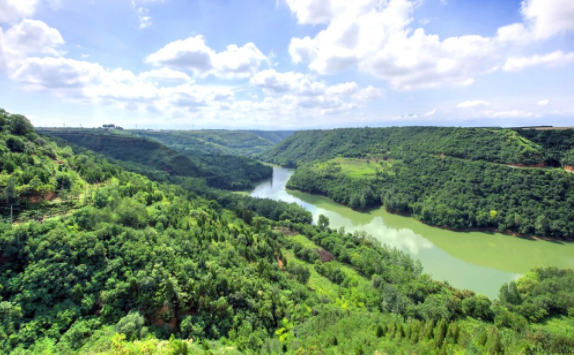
[
  {"x1": 503, "y1": 51, "x2": 574, "y2": 72},
  {"x1": 286, "y1": 0, "x2": 574, "y2": 91},
  {"x1": 0, "y1": 0, "x2": 39, "y2": 23},
  {"x1": 139, "y1": 67, "x2": 193, "y2": 84},
  {"x1": 249, "y1": 68, "x2": 372, "y2": 115},
  {"x1": 521, "y1": 0, "x2": 574, "y2": 40},
  {"x1": 352, "y1": 86, "x2": 384, "y2": 101},
  {"x1": 250, "y1": 69, "x2": 325, "y2": 95},
  {"x1": 146, "y1": 36, "x2": 268, "y2": 79},
  {"x1": 287, "y1": 0, "x2": 498, "y2": 90},
  {"x1": 4, "y1": 19, "x2": 64, "y2": 56},
  {"x1": 537, "y1": 99, "x2": 550, "y2": 106},
  {"x1": 458, "y1": 100, "x2": 490, "y2": 108},
  {"x1": 0, "y1": 19, "x2": 64, "y2": 72}
]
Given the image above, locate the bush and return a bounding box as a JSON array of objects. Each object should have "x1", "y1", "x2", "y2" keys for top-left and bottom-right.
[{"x1": 115, "y1": 312, "x2": 147, "y2": 340}]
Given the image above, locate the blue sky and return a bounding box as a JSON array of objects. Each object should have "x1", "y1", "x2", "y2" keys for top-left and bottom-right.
[{"x1": 0, "y1": 0, "x2": 573, "y2": 129}]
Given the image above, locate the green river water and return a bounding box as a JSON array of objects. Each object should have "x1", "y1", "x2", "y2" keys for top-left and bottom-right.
[{"x1": 250, "y1": 167, "x2": 574, "y2": 299}]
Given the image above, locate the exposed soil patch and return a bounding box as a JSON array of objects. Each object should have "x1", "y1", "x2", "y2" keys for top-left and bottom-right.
[
  {"x1": 276, "y1": 257, "x2": 284, "y2": 270},
  {"x1": 315, "y1": 248, "x2": 335, "y2": 263},
  {"x1": 26, "y1": 192, "x2": 57, "y2": 204},
  {"x1": 151, "y1": 305, "x2": 177, "y2": 330},
  {"x1": 274, "y1": 226, "x2": 298, "y2": 236},
  {"x1": 565, "y1": 166, "x2": 574, "y2": 173}
]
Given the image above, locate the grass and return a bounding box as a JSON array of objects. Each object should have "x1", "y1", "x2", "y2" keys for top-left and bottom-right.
[
  {"x1": 315, "y1": 157, "x2": 392, "y2": 179},
  {"x1": 284, "y1": 250, "x2": 340, "y2": 300},
  {"x1": 285, "y1": 233, "x2": 371, "y2": 300}
]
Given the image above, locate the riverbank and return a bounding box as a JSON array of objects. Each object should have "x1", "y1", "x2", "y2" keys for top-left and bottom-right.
[
  {"x1": 251, "y1": 166, "x2": 574, "y2": 298},
  {"x1": 287, "y1": 185, "x2": 572, "y2": 243}
]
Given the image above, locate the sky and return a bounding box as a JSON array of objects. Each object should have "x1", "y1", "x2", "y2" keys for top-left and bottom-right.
[{"x1": 0, "y1": 0, "x2": 573, "y2": 129}]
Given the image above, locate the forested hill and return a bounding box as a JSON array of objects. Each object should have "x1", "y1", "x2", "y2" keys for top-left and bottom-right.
[
  {"x1": 40, "y1": 131, "x2": 272, "y2": 190},
  {"x1": 515, "y1": 128, "x2": 574, "y2": 167},
  {"x1": 130, "y1": 129, "x2": 295, "y2": 157},
  {"x1": 268, "y1": 127, "x2": 574, "y2": 239},
  {"x1": 2, "y1": 109, "x2": 574, "y2": 354},
  {"x1": 265, "y1": 127, "x2": 546, "y2": 167}
]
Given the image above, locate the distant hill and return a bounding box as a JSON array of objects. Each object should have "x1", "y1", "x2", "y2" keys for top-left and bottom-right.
[
  {"x1": 265, "y1": 127, "x2": 546, "y2": 167},
  {"x1": 130, "y1": 129, "x2": 295, "y2": 157},
  {"x1": 39, "y1": 131, "x2": 272, "y2": 190}
]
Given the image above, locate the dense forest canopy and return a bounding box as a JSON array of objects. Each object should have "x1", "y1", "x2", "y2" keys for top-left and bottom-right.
[
  {"x1": 265, "y1": 127, "x2": 574, "y2": 239},
  {"x1": 2, "y1": 110, "x2": 574, "y2": 355},
  {"x1": 131, "y1": 129, "x2": 294, "y2": 157},
  {"x1": 41, "y1": 131, "x2": 272, "y2": 191},
  {"x1": 265, "y1": 127, "x2": 548, "y2": 167}
]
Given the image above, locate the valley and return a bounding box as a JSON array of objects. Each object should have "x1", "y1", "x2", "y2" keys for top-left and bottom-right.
[
  {"x1": 2, "y1": 109, "x2": 574, "y2": 355},
  {"x1": 250, "y1": 166, "x2": 574, "y2": 299}
]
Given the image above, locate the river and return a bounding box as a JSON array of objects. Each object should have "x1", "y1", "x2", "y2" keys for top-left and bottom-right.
[{"x1": 250, "y1": 167, "x2": 574, "y2": 299}]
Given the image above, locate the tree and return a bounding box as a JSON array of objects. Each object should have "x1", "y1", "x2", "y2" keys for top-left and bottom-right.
[
  {"x1": 115, "y1": 312, "x2": 147, "y2": 340},
  {"x1": 9, "y1": 114, "x2": 34, "y2": 136},
  {"x1": 2, "y1": 178, "x2": 18, "y2": 204},
  {"x1": 318, "y1": 214, "x2": 330, "y2": 230}
]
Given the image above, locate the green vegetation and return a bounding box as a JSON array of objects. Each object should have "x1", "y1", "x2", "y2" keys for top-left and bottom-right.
[
  {"x1": 265, "y1": 127, "x2": 546, "y2": 167},
  {"x1": 131, "y1": 129, "x2": 294, "y2": 157},
  {"x1": 515, "y1": 128, "x2": 574, "y2": 167},
  {"x1": 269, "y1": 128, "x2": 574, "y2": 238},
  {"x1": 2, "y1": 109, "x2": 574, "y2": 354},
  {"x1": 42, "y1": 132, "x2": 272, "y2": 190},
  {"x1": 314, "y1": 157, "x2": 383, "y2": 179}
]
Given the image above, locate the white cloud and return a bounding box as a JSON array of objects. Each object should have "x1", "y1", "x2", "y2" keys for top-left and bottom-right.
[
  {"x1": 537, "y1": 99, "x2": 550, "y2": 106},
  {"x1": 521, "y1": 0, "x2": 574, "y2": 40},
  {"x1": 135, "y1": 6, "x2": 152, "y2": 29},
  {"x1": 286, "y1": 0, "x2": 574, "y2": 91},
  {"x1": 0, "y1": 28, "x2": 6, "y2": 71},
  {"x1": 139, "y1": 68, "x2": 193, "y2": 84},
  {"x1": 486, "y1": 110, "x2": 540, "y2": 118},
  {"x1": 0, "y1": 19, "x2": 64, "y2": 73},
  {"x1": 0, "y1": 0, "x2": 39, "y2": 23},
  {"x1": 250, "y1": 69, "x2": 325, "y2": 95},
  {"x1": 146, "y1": 36, "x2": 214, "y2": 73},
  {"x1": 458, "y1": 100, "x2": 490, "y2": 108},
  {"x1": 4, "y1": 19, "x2": 64, "y2": 56},
  {"x1": 325, "y1": 81, "x2": 359, "y2": 96},
  {"x1": 213, "y1": 43, "x2": 268, "y2": 79},
  {"x1": 352, "y1": 85, "x2": 384, "y2": 101},
  {"x1": 394, "y1": 108, "x2": 436, "y2": 120},
  {"x1": 503, "y1": 51, "x2": 574, "y2": 72},
  {"x1": 146, "y1": 36, "x2": 268, "y2": 79},
  {"x1": 287, "y1": 0, "x2": 499, "y2": 91}
]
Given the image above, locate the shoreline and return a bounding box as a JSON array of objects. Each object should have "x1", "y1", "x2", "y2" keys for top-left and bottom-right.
[{"x1": 286, "y1": 186, "x2": 573, "y2": 243}]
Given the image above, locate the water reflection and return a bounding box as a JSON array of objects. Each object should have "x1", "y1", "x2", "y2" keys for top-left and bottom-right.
[{"x1": 251, "y1": 167, "x2": 574, "y2": 299}]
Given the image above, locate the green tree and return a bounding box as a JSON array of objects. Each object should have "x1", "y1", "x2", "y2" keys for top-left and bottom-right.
[
  {"x1": 318, "y1": 214, "x2": 330, "y2": 230},
  {"x1": 9, "y1": 114, "x2": 34, "y2": 136},
  {"x1": 115, "y1": 312, "x2": 147, "y2": 340}
]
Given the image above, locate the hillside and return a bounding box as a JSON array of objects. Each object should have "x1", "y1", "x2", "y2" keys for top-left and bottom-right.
[
  {"x1": 40, "y1": 131, "x2": 272, "y2": 190},
  {"x1": 3, "y1": 108, "x2": 574, "y2": 354},
  {"x1": 266, "y1": 127, "x2": 574, "y2": 238},
  {"x1": 131, "y1": 129, "x2": 295, "y2": 157},
  {"x1": 515, "y1": 128, "x2": 574, "y2": 167},
  {"x1": 265, "y1": 127, "x2": 546, "y2": 167}
]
